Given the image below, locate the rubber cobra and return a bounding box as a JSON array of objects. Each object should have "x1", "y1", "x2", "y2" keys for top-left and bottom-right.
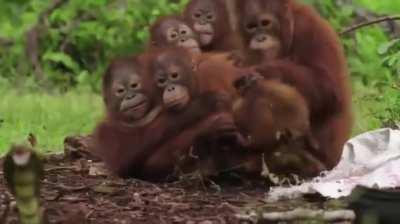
[{"x1": 3, "y1": 144, "x2": 45, "y2": 224}]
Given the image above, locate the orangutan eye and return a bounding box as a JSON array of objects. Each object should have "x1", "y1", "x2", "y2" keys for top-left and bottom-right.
[
  {"x1": 194, "y1": 12, "x2": 201, "y2": 19},
  {"x1": 246, "y1": 22, "x2": 258, "y2": 31},
  {"x1": 170, "y1": 31, "x2": 178, "y2": 39},
  {"x1": 170, "y1": 72, "x2": 180, "y2": 80},
  {"x1": 116, "y1": 88, "x2": 125, "y2": 96},
  {"x1": 130, "y1": 82, "x2": 140, "y2": 90},
  {"x1": 261, "y1": 19, "x2": 272, "y2": 27},
  {"x1": 157, "y1": 77, "x2": 167, "y2": 86}
]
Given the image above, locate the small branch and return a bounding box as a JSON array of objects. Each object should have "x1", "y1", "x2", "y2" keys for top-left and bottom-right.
[
  {"x1": 341, "y1": 15, "x2": 400, "y2": 35},
  {"x1": 45, "y1": 166, "x2": 77, "y2": 172},
  {"x1": 85, "y1": 209, "x2": 95, "y2": 220},
  {"x1": 43, "y1": 180, "x2": 91, "y2": 192},
  {"x1": 237, "y1": 208, "x2": 356, "y2": 223}
]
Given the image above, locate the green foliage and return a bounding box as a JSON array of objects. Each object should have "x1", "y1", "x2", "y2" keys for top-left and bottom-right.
[
  {"x1": 357, "y1": 0, "x2": 400, "y2": 14},
  {"x1": 379, "y1": 38, "x2": 400, "y2": 77},
  {"x1": 0, "y1": 88, "x2": 102, "y2": 153},
  {"x1": 0, "y1": 0, "x2": 188, "y2": 90},
  {"x1": 302, "y1": 0, "x2": 353, "y2": 29},
  {"x1": 305, "y1": 0, "x2": 400, "y2": 133}
]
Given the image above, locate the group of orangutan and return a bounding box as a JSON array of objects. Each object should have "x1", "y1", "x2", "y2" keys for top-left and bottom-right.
[{"x1": 90, "y1": 0, "x2": 352, "y2": 182}]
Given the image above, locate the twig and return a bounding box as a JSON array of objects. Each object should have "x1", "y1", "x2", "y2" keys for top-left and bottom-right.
[
  {"x1": 45, "y1": 166, "x2": 76, "y2": 172},
  {"x1": 219, "y1": 202, "x2": 241, "y2": 213},
  {"x1": 236, "y1": 208, "x2": 356, "y2": 222},
  {"x1": 60, "y1": 197, "x2": 88, "y2": 203},
  {"x1": 85, "y1": 209, "x2": 95, "y2": 220},
  {"x1": 127, "y1": 178, "x2": 163, "y2": 191},
  {"x1": 43, "y1": 180, "x2": 91, "y2": 192},
  {"x1": 341, "y1": 15, "x2": 400, "y2": 35}
]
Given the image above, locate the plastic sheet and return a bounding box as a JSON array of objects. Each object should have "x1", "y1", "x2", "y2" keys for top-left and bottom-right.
[{"x1": 267, "y1": 128, "x2": 400, "y2": 201}]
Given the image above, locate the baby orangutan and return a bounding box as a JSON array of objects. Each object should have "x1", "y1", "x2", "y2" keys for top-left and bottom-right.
[
  {"x1": 148, "y1": 47, "x2": 245, "y2": 146},
  {"x1": 233, "y1": 74, "x2": 311, "y2": 149},
  {"x1": 233, "y1": 73, "x2": 325, "y2": 177},
  {"x1": 183, "y1": 0, "x2": 241, "y2": 52},
  {"x1": 232, "y1": 0, "x2": 286, "y2": 65},
  {"x1": 150, "y1": 15, "x2": 201, "y2": 53},
  {"x1": 147, "y1": 47, "x2": 253, "y2": 176},
  {"x1": 92, "y1": 55, "x2": 234, "y2": 181}
]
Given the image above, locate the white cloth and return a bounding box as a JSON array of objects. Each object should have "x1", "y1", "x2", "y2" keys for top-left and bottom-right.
[{"x1": 267, "y1": 128, "x2": 400, "y2": 201}]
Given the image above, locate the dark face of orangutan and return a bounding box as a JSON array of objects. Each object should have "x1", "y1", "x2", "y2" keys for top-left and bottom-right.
[
  {"x1": 185, "y1": 0, "x2": 218, "y2": 47},
  {"x1": 104, "y1": 61, "x2": 157, "y2": 123},
  {"x1": 150, "y1": 49, "x2": 198, "y2": 112},
  {"x1": 151, "y1": 17, "x2": 201, "y2": 53},
  {"x1": 239, "y1": 0, "x2": 283, "y2": 57}
]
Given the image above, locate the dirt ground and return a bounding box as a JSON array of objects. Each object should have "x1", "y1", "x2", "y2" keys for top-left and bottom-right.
[{"x1": 0, "y1": 137, "x2": 346, "y2": 224}]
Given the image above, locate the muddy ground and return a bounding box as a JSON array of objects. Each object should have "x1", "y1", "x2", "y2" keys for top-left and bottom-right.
[{"x1": 0, "y1": 137, "x2": 348, "y2": 224}]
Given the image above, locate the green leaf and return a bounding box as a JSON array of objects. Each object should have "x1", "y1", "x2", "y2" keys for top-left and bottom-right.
[
  {"x1": 42, "y1": 52, "x2": 80, "y2": 74},
  {"x1": 378, "y1": 39, "x2": 400, "y2": 55}
]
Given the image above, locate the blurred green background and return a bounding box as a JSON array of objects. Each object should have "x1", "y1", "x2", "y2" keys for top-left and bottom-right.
[{"x1": 0, "y1": 0, "x2": 399, "y2": 153}]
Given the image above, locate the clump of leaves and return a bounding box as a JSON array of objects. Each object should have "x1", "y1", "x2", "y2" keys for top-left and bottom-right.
[
  {"x1": 0, "y1": 0, "x2": 188, "y2": 91},
  {"x1": 379, "y1": 38, "x2": 400, "y2": 77}
]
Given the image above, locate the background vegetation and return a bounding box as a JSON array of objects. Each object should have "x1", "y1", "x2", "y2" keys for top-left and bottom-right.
[{"x1": 0, "y1": 0, "x2": 399, "y2": 153}]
